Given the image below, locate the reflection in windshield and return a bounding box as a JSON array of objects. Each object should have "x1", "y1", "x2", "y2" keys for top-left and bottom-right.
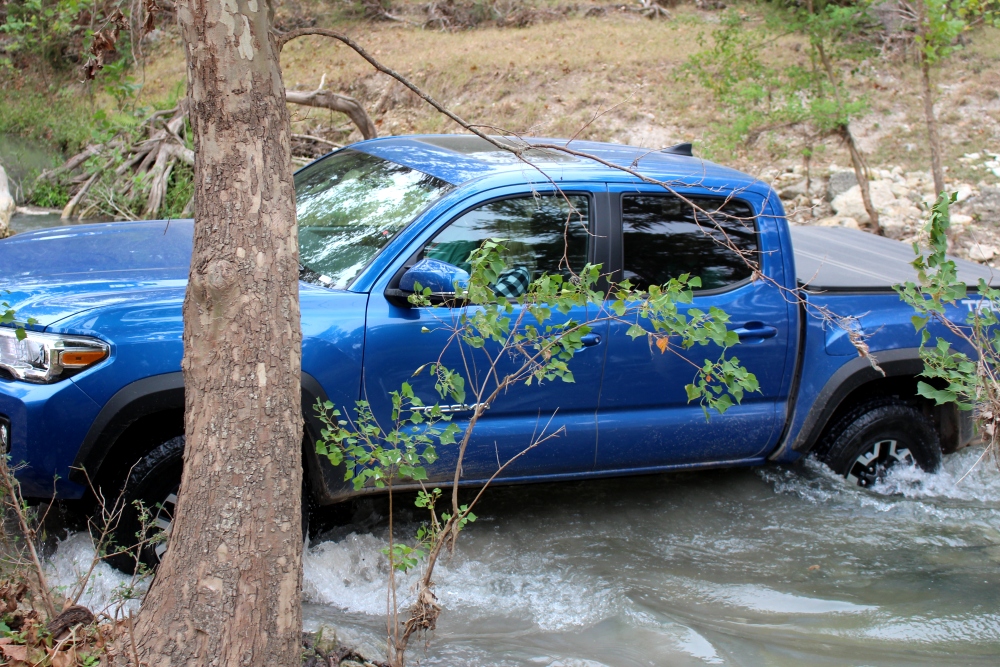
[{"x1": 295, "y1": 150, "x2": 453, "y2": 289}]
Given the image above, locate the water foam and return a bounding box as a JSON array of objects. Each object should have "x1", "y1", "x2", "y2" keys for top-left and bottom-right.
[
  {"x1": 43, "y1": 532, "x2": 146, "y2": 617},
  {"x1": 872, "y1": 445, "x2": 1000, "y2": 501},
  {"x1": 303, "y1": 530, "x2": 617, "y2": 631}
]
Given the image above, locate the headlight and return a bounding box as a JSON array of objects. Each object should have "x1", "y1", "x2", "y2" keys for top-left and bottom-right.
[{"x1": 0, "y1": 328, "x2": 110, "y2": 383}]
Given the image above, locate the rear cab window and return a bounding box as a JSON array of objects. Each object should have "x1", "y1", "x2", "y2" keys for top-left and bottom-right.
[{"x1": 620, "y1": 195, "x2": 758, "y2": 291}]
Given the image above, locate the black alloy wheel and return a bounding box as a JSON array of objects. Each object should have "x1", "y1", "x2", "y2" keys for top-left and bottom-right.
[
  {"x1": 102, "y1": 436, "x2": 184, "y2": 574},
  {"x1": 818, "y1": 398, "x2": 942, "y2": 488},
  {"x1": 101, "y1": 435, "x2": 311, "y2": 574}
]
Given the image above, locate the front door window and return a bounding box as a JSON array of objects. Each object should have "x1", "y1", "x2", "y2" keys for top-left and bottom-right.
[{"x1": 423, "y1": 194, "x2": 591, "y2": 297}]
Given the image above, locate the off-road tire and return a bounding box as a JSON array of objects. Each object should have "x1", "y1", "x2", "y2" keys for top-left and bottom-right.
[
  {"x1": 101, "y1": 435, "x2": 312, "y2": 574},
  {"x1": 818, "y1": 398, "x2": 942, "y2": 488},
  {"x1": 101, "y1": 436, "x2": 184, "y2": 574}
]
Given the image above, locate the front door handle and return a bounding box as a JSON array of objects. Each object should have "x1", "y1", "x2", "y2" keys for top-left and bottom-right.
[
  {"x1": 581, "y1": 333, "x2": 603, "y2": 347},
  {"x1": 732, "y1": 322, "x2": 778, "y2": 342}
]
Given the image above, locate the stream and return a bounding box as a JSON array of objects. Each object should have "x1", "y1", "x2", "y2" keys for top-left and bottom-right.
[
  {"x1": 6, "y1": 148, "x2": 997, "y2": 664},
  {"x1": 44, "y1": 447, "x2": 1000, "y2": 666}
]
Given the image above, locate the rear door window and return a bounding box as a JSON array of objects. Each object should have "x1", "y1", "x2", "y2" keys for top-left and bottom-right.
[{"x1": 620, "y1": 195, "x2": 757, "y2": 291}]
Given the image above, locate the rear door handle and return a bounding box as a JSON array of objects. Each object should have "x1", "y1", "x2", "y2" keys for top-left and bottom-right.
[
  {"x1": 732, "y1": 322, "x2": 778, "y2": 342},
  {"x1": 581, "y1": 333, "x2": 602, "y2": 347}
]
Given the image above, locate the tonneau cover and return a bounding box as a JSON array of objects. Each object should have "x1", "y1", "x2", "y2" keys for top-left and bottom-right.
[{"x1": 790, "y1": 225, "x2": 998, "y2": 292}]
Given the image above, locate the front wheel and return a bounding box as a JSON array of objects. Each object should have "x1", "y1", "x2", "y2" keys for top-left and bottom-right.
[
  {"x1": 101, "y1": 436, "x2": 184, "y2": 574},
  {"x1": 100, "y1": 435, "x2": 311, "y2": 574},
  {"x1": 818, "y1": 399, "x2": 942, "y2": 488}
]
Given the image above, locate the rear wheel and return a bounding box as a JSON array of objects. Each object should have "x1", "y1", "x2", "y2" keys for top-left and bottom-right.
[{"x1": 818, "y1": 398, "x2": 942, "y2": 488}]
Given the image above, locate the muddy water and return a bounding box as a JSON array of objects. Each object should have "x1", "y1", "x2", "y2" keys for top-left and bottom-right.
[{"x1": 45, "y1": 447, "x2": 1000, "y2": 666}]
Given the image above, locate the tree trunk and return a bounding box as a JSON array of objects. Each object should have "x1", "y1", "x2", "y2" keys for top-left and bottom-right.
[
  {"x1": 919, "y1": 55, "x2": 946, "y2": 196},
  {"x1": 841, "y1": 123, "x2": 882, "y2": 235},
  {"x1": 915, "y1": 0, "x2": 946, "y2": 196},
  {"x1": 811, "y1": 25, "x2": 882, "y2": 235},
  {"x1": 133, "y1": 0, "x2": 304, "y2": 665}
]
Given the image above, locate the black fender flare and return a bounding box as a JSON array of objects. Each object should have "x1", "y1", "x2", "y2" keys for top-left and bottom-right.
[
  {"x1": 71, "y1": 372, "x2": 339, "y2": 502},
  {"x1": 782, "y1": 347, "x2": 926, "y2": 457},
  {"x1": 71, "y1": 373, "x2": 185, "y2": 485}
]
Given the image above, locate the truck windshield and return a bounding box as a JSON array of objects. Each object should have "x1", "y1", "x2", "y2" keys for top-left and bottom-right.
[{"x1": 295, "y1": 149, "x2": 453, "y2": 289}]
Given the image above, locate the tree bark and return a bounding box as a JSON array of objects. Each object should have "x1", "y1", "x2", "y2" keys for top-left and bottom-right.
[
  {"x1": 919, "y1": 55, "x2": 946, "y2": 196},
  {"x1": 915, "y1": 0, "x2": 946, "y2": 196},
  {"x1": 133, "y1": 0, "x2": 304, "y2": 665}
]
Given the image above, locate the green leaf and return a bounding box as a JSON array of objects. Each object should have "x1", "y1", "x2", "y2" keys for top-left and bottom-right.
[
  {"x1": 916, "y1": 381, "x2": 957, "y2": 405},
  {"x1": 626, "y1": 323, "x2": 646, "y2": 339}
]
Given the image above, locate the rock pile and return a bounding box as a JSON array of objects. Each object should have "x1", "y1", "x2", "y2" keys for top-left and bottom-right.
[{"x1": 762, "y1": 158, "x2": 1000, "y2": 265}]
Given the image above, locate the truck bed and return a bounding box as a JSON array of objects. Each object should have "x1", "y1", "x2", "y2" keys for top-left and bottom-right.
[{"x1": 790, "y1": 225, "x2": 997, "y2": 292}]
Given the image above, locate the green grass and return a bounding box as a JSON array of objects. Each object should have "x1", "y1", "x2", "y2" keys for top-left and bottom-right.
[{"x1": 0, "y1": 89, "x2": 96, "y2": 154}]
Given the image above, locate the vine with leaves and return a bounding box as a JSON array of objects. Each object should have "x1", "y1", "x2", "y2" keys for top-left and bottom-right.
[
  {"x1": 314, "y1": 236, "x2": 759, "y2": 665},
  {"x1": 896, "y1": 192, "x2": 1000, "y2": 473}
]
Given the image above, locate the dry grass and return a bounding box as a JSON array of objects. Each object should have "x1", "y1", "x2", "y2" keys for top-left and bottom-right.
[{"x1": 129, "y1": 4, "x2": 1000, "y2": 179}]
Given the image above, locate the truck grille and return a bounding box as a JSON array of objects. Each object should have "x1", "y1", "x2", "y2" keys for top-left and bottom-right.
[{"x1": 0, "y1": 416, "x2": 9, "y2": 453}]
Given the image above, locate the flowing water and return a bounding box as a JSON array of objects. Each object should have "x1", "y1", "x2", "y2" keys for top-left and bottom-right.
[
  {"x1": 1, "y1": 134, "x2": 108, "y2": 233},
  {"x1": 44, "y1": 447, "x2": 1000, "y2": 666},
  {"x1": 9, "y1": 161, "x2": 996, "y2": 664}
]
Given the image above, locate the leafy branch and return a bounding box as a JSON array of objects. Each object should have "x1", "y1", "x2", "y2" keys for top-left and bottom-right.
[
  {"x1": 314, "y1": 238, "x2": 758, "y2": 666},
  {"x1": 896, "y1": 192, "x2": 1000, "y2": 471}
]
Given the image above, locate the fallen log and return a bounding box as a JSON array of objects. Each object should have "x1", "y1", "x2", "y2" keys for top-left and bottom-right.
[{"x1": 41, "y1": 86, "x2": 374, "y2": 221}]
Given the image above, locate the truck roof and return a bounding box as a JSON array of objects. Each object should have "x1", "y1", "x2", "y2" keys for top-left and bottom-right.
[
  {"x1": 353, "y1": 134, "x2": 762, "y2": 190},
  {"x1": 791, "y1": 225, "x2": 998, "y2": 292}
]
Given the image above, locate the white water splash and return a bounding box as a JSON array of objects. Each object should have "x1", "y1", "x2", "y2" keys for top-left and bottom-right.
[
  {"x1": 43, "y1": 532, "x2": 146, "y2": 617},
  {"x1": 702, "y1": 583, "x2": 877, "y2": 615},
  {"x1": 303, "y1": 531, "x2": 617, "y2": 631},
  {"x1": 303, "y1": 532, "x2": 413, "y2": 614},
  {"x1": 872, "y1": 445, "x2": 1000, "y2": 501}
]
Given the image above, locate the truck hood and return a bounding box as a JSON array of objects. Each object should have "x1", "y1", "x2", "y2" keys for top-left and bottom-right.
[{"x1": 0, "y1": 220, "x2": 193, "y2": 328}]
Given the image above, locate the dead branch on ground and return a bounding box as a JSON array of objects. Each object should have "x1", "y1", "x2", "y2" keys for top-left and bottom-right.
[
  {"x1": 40, "y1": 85, "x2": 375, "y2": 220},
  {"x1": 285, "y1": 75, "x2": 378, "y2": 140}
]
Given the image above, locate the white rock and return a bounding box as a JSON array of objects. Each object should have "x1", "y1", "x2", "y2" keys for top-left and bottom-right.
[
  {"x1": 878, "y1": 215, "x2": 907, "y2": 232},
  {"x1": 831, "y1": 180, "x2": 896, "y2": 223},
  {"x1": 816, "y1": 216, "x2": 861, "y2": 230},
  {"x1": 950, "y1": 213, "x2": 973, "y2": 226},
  {"x1": 883, "y1": 201, "x2": 923, "y2": 222},
  {"x1": 890, "y1": 181, "x2": 910, "y2": 198},
  {"x1": 955, "y1": 184, "x2": 975, "y2": 202},
  {"x1": 778, "y1": 178, "x2": 808, "y2": 199},
  {"x1": 969, "y1": 243, "x2": 996, "y2": 262}
]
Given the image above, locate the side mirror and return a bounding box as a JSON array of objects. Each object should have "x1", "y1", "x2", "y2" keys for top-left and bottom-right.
[{"x1": 399, "y1": 258, "x2": 470, "y2": 295}]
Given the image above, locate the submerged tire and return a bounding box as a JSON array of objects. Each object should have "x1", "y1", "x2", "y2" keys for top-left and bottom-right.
[
  {"x1": 818, "y1": 398, "x2": 942, "y2": 488},
  {"x1": 101, "y1": 435, "x2": 312, "y2": 574},
  {"x1": 102, "y1": 436, "x2": 184, "y2": 574}
]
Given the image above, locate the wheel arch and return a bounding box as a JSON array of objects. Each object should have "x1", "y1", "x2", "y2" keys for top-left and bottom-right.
[
  {"x1": 72, "y1": 372, "x2": 340, "y2": 502},
  {"x1": 786, "y1": 347, "x2": 975, "y2": 459}
]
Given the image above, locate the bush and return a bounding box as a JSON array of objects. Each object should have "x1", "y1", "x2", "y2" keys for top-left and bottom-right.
[{"x1": 0, "y1": 90, "x2": 95, "y2": 154}]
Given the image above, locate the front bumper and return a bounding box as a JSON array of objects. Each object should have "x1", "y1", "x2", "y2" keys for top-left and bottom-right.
[{"x1": 0, "y1": 377, "x2": 102, "y2": 498}]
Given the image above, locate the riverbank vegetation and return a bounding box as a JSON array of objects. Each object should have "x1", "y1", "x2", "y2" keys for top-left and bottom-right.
[{"x1": 2, "y1": 0, "x2": 1000, "y2": 219}]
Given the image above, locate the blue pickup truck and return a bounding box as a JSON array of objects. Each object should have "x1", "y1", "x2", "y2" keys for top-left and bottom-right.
[{"x1": 0, "y1": 135, "x2": 985, "y2": 569}]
